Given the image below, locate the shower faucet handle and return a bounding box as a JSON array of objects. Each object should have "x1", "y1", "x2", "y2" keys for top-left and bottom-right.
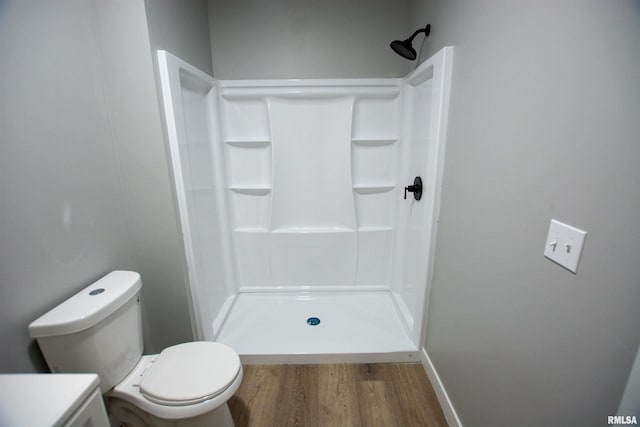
[{"x1": 404, "y1": 176, "x2": 423, "y2": 201}]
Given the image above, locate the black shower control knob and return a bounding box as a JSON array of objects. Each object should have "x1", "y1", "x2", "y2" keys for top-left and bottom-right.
[{"x1": 404, "y1": 176, "x2": 423, "y2": 201}]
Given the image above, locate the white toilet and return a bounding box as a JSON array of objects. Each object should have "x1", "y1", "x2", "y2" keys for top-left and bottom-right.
[{"x1": 28, "y1": 270, "x2": 243, "y2": 427}]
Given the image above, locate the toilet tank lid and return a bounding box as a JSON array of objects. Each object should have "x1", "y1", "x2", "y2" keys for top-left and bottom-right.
[{"x1": 29, "y1": 271, "x2": 142, "y2": 338}]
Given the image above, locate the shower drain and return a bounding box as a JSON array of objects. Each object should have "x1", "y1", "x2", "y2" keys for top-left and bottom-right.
[{"x1": 306, "y1": 317, "x2": 321, "y2": 326}]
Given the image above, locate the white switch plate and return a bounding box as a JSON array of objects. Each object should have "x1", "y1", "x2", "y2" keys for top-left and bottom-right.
[{"x1": 544, "y1": 219, "x2": 587, "y2": 273}]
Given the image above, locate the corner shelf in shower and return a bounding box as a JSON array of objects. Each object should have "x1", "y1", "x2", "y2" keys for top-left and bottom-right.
[
  {"x1": 271, "y1": 226, "x2": 355, "y2": 233},
  {"x1": 224, "y1": 139, "x2": 271, "y2": 148},
  {"x1": 353, "y1": 184, "x2": 395, "y2": 194},
  {"x1": 228, "y1": 186, "x2": 271, "y2": 195},
  {"x1": 351, "y1": 138, "x2": 398, "y2": 146},
  {"x1": 358, "y1": 226, "x2": 393, "y2": 232}
]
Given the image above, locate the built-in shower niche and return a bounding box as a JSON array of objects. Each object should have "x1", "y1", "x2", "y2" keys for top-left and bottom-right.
[
  {"x1": 351, "y1": 93, "x2": 400, "y2": 286},
  {"x1": 351, "y1": 140, "x2": 397, "y2": 229},
  {"x1": 221, "y1": 96, "x2": 272, "y2": 233},
  {"x1": 225, "y1": 142, "x2": 272, "y2": 231},
  {"x1": 219, "y1": 95, "x2": 273, "y2": 287}
]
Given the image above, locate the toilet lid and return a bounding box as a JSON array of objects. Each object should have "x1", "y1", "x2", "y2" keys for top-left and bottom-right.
[{"x1": 140, "y1": 342, "x2": 241, "y2": 406}]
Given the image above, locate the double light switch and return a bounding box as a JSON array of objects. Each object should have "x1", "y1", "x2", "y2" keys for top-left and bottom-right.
[{"x1": 544, "y1": 219, "x2": 587, "y2": 273}]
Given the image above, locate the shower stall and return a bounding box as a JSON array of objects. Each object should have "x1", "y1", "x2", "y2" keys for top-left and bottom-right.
[{"x1": 157, "y1": 48, "x2": 453, "y2": 362}]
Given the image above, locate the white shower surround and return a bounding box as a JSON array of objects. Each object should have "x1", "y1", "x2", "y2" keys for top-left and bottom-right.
[{"x1": 157, "y1": 48, "x2": 453, "y2": 361}]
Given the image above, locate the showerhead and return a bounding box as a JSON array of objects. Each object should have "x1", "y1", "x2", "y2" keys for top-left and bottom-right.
[
  {"x1": 390, "y1": 40, "x2": 417, "y2": 60},
  {"x1": 390, "y1": 24, "x2": 431, "y2": 60}
]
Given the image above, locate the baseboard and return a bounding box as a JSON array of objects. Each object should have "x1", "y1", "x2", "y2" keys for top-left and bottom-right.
[{"x1": 420, "y1": 348, "x2": 463, "y2": 427}]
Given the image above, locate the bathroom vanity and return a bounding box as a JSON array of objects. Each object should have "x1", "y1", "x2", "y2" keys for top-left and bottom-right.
[{"x1": 0, "y1": 373, "x2": 109, "y2": 427}]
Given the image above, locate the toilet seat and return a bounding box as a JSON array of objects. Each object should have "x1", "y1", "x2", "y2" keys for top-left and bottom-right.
[
  {"x1": 108, "y1": 342, "x2": 243, "y2": 420},
  {"x1": 141, "y1": 341, "x2": 241, "y2": 406}
]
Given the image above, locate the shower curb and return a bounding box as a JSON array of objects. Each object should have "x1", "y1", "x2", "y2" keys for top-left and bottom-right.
[{"x1": 238, "y1": 351, "x2": 421, "y2": 365}]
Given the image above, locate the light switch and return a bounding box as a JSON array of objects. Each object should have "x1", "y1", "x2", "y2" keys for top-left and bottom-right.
[{"x1": 543, "y1": 219, "x2": 587, "y2": 273}]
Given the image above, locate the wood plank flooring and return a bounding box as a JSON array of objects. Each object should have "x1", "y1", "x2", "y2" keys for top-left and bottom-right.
[{"x1": 228, "y1": 363, "x2": 448, "y2": 427}]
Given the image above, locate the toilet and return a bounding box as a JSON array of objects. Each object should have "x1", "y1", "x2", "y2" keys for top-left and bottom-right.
[{"x1": 28, "y1": 270, "x2": 243, "y2": 427}]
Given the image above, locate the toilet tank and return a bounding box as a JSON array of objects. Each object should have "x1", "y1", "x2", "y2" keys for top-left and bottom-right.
[{"x1": 29, "y1": 271, "x2": 144, "y2": 393}]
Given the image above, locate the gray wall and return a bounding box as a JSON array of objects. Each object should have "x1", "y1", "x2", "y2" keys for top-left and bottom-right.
[
  {"x1": 0, "y1": 0, "x2": 198, "y2": 372},
  {"x1": 145, "y1": 0, "x2": 213, "y2": 76},
  {"x1": 0, "y1": 1, "x2": 137, "y2": 372},
  {"x1": 207, "y1": 0, "x2": 411, "y2": 79},
  {"x1": 92, "y1": 0, "x2": 194, "y2": 353},
  {"x1": 411, "y1": 1, "x2": 640, "y2": 426}
]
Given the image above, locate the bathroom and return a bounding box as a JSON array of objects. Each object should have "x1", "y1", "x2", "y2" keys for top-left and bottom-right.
[{"x1": 1, "y1": 1, "x2": 639, "y2": 426}]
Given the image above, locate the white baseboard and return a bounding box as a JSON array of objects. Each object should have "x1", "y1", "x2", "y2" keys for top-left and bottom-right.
[{"x1": 420, "y1": 348, "x2": 463, "y2": 427}]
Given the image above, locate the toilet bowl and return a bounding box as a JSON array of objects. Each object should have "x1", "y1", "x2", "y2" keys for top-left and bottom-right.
[
  {"x1": 108, "y1": 342, "x2": 243, "y2": 427},
  {"x1": 28, "y1": 271, "x2": 243, "y2": 427}
]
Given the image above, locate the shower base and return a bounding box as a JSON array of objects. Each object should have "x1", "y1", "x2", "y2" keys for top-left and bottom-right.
[{"x1": 215, "y1": 291, "x2": 418, "y2": 364}]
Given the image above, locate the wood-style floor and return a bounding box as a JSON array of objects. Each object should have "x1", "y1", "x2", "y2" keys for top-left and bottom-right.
[{"x1": 228, "y1": 363, "x2": 448, "y2": 427}]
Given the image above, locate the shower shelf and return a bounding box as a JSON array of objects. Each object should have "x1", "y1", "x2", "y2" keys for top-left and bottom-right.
[
  {"x1": 353, "y1": 184, "x2": 395, "y2": 194},
  {"x1": 358, "y1": 226, "x2": 393, "y2": 232},
  {"x1": 271, "y1": 226, "x2": 355, "y2": 233},
  {"x1": 224, "y1": 139, "x2": 271, "y2": 147},
  {"x1": 228, "y1": 186, "x2": 271, "y2": 195},
  {"x1": 351, "y1": 138, "x2": 398, "y2": 146}
]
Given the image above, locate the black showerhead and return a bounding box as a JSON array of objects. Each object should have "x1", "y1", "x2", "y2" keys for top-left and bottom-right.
[
  {"x1": 390, "y1": 24, "x2": 431, "y2": 60},
  {"x1": 390, "y1": 40, "x2": 417, "y2": 60}
]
